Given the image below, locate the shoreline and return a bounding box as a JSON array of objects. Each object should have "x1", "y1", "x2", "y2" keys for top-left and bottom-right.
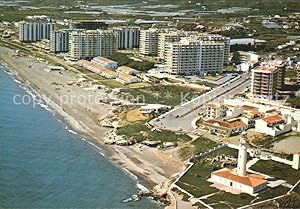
[{"x1": 0, "y1": 46, "x2": 187, "y2": 207}]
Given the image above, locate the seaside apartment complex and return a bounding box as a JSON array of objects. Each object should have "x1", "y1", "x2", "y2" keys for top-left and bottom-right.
[
  {"x1": 139, "y1": 28, "x2": 160, "y2": 56},
  {"x1": 50, "y1": 30, "x2": 70, "y2": 53},
  {"x1": 114, "y1": 27, "x2": 140, "y2": 49},
  {"x1": 158, "y1": 30, "x2": 199, "y2": 60},
  {"x1": 19, "y1": 21, "x2": 55, "y2": 42},
  {"x1": 165, "y1": 36, "x2": 225, "y2": 75},
  {"x1": 198, "y1": 34, "x2": 230, "y2": 65},
  {"x1": 68, "y1": 29, "x2": 118, "y2": 60}
]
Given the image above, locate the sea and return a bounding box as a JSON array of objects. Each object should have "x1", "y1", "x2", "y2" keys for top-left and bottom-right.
[{"x1": 0, "y1": 64, "x2": 162, "y2": 209}]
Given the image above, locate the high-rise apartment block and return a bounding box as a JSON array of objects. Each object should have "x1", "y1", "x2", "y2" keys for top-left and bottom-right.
[
  {"x1": 68, "y1": 29, "x2": 118, "y2": 60},
  {"x1": 19, "y1": 21, "x2": 55, "y2": 42},
  {"x1": 165, "y1": 36, "x2": 225, "y2": 75},
  {"x1": 50, "y1": 30, "x2": 70, "y2": 53},
  {"x1": 114, "y1": 27, "x2": 140, "y2": 49},
  {"x1": 266, "y1": 59, "x2": 285, "y2": 90},
  {"x1": 198, "y1": 33, "x2": 230, "y2": 65},
  {"x1": 139, "y1": 28, "x2": 160, "y2": 56},
  {"x1": 251, "y1": 64, "x2": 279, "y2": 100},
  {"x1": 158, "y1": 30, "x2": 198, "y2": 60},
  {"x1": 251, "y1": 59, "x2": 286, "y2": 100}
]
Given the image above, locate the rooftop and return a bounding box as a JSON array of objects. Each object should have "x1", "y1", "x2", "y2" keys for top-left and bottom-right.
[
  {"x1": 213, "y1": 168, "x2": 267, "y2": 187},
  {"x1": 203, "y1": 119, "x2": 247, "y2": 130},
  {"x1": 93, "y1": 57, "x2": 117, "y2": 64},
  {"x1": 262, "y1": 114, "x2": 285, "y2": 124},
  {"x1": 241, "y1": 105, "x2": 258, "y2": 111},
  {"x1": 253, "y1": 65, "x2": 278, "y2": 73},
  {"x1": 207, "y1": 103, "x2": 222, "y2": 108}
]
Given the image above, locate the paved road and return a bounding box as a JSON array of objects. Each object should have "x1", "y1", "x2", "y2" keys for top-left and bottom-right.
[{"x1": 150, "y1": 73, "x2": 251, "y2": 132}]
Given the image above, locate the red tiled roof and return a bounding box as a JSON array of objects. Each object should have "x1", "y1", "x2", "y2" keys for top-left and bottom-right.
[
  {"x1": 207, "y1": 103, "x2": 218, "y2": 108},
  {"x1": 213, "y1": 169, "x2": 267, "y2": 187},
  {"x1": 241, "y1": 105, "x2": 258, "y2": 111},
  {"x1": 228, "y1": 120, "x2": 247, "y2": 128},
  {"x1": 93, "y1": 56, "x2": 116, "y2": 64},
  {"x1": 203, "y1": 119, "x2": 246, "y2": 129},
  {"x1": 254, "y1": 65, "x2": 278, "y2": 73},
  {"x1": 203, "y1": 119, "x2": 230, "y2": 128},
  {"x1": 262, "y1": 114, "x2": 284, "y2": 124}
]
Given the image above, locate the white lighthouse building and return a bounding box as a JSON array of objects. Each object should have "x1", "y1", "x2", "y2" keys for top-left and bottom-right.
[
  {"x1": 210, "y1": 132, "x2": 267, "y2": 195},
  {"x1": 237, "y1": 132, "x2": 248, "y2": 176}
]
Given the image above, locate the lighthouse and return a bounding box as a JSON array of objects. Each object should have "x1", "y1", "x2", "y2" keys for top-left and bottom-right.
[
  {"x1": 211, "y1": 131, "x2": 267, "y2": 194},
  {"x1": 237, "y1": 132, "x2": 248, "y2": 177}
]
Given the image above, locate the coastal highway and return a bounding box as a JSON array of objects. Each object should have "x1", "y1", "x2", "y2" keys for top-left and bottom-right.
[{"x1": 149, "y1": 73, "x2": 251, "y2": 132}]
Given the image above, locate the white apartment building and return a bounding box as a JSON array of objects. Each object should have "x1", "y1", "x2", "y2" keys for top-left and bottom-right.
[
  {"x1": 139, "y1": 28, "x2": 160, "y2": 56},
  {"x1": 50, "y1": 29, "x2": 69, "y2": 53},
  {"x1": 114, "y1": 27, "x2": 140, "y2": 49},
  {"x1": 68, "y1": 29, "x2": 118, "y2": 60},
  {"x1": 200, "y1": 41, "x2": 225, "y2": 75},
  {"x1": 165, "y1": 36, "x2": 225, "y2": 75},
  {"x1": 19, "y1": 21, "x2": 55, "y2": 42},
  {"x1": 198, "y1": 33, "x2": 230, "y2": 65},
  {"x1": 251, "y1": 65, "x2": 279, "y2": 100},
  {"x1": 158, "y1": 30, "x2": 198, "y2": 60}
]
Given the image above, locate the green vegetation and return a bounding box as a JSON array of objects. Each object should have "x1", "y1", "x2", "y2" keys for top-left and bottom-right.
[
  {"x1": 259, "y1": 186, "x2": 290, "y2": 200},
  {"x1": 116, "y1": 122, "x2": 191, "y2": 144},
  {"x1": 177, "y1": 147, "x2": 238, "y2": 196},
  {"x1": 177, "y1": 159, "x2": 219, "y2": 197},
  {"x1": 178, "y1": 137, "x2": 218, "y2": 160},
  {"x1": 285, "y1": 69, "x2": 297, "y2": 80},
  {"x1": 251, "y1": 160, "x2": 300, "y2": 184},
  {"x1": 205, "y1": 186, "x2": 289, "y2": 208},
  {"x1": 21, "y1": 0, "x2": 300, "y2": 13},
  {"x1": 287, "y1": 96, "x2": 300, "y2": 108},
  {"x1": 109, "y1": 52, "x2": 155, "y2": 72},
  {"x1": 121, "y1": 85, "x2": 205, "y2": 106},
  {"x1": 252, "y1": 134, "x2": 283, "y2": 149},
  {"x1": 205, "y1": 191, "x2": 253, "y2": 208},
  {"x1": 176, "y1": 147, "x2": 296, "y2": 208}
]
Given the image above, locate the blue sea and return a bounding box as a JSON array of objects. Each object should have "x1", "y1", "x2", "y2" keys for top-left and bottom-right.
[{"x1": 0, "y1": 65, "x2": 162, "y2": 209}]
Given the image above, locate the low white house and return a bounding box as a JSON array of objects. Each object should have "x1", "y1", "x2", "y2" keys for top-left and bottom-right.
[
  {"x1": 92, "y1": 57, "x2": 118, "y2": 69},
  {"x1": 211, "y1": 134, "x2": 267, "y2": 195},
  {"x1": 117, "y1": 66, "x2": 139, "y2": 75},
  {"x1": 116, "y1": 74, "x2": 141, "y2": 84},
  {"x1": 255, "y1": 114, "x2": 294, "y2": 137},
  {"x1": 211, "y1": 168, "x2": 267, "y2": 195},
  {"x1": 140, "y1": 104, "x2": 170, "y2": 114}
]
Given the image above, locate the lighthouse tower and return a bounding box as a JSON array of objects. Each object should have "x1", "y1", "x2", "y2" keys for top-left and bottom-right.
[{"x1": 237, "y1": 132, "x2": 248, "y2": 177}]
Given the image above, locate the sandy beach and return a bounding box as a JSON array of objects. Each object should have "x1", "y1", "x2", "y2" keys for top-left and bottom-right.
[{"x1": 0, "y1": 46, "x2": 189, "y2": 205}]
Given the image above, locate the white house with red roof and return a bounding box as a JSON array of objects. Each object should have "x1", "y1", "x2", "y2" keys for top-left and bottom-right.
[
  {"x1": 210, "y1": 132, "x2": 267, "y2": 195},
  {"x1": 255, "y1": 114, "x2": 294, "y2": 137}
]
